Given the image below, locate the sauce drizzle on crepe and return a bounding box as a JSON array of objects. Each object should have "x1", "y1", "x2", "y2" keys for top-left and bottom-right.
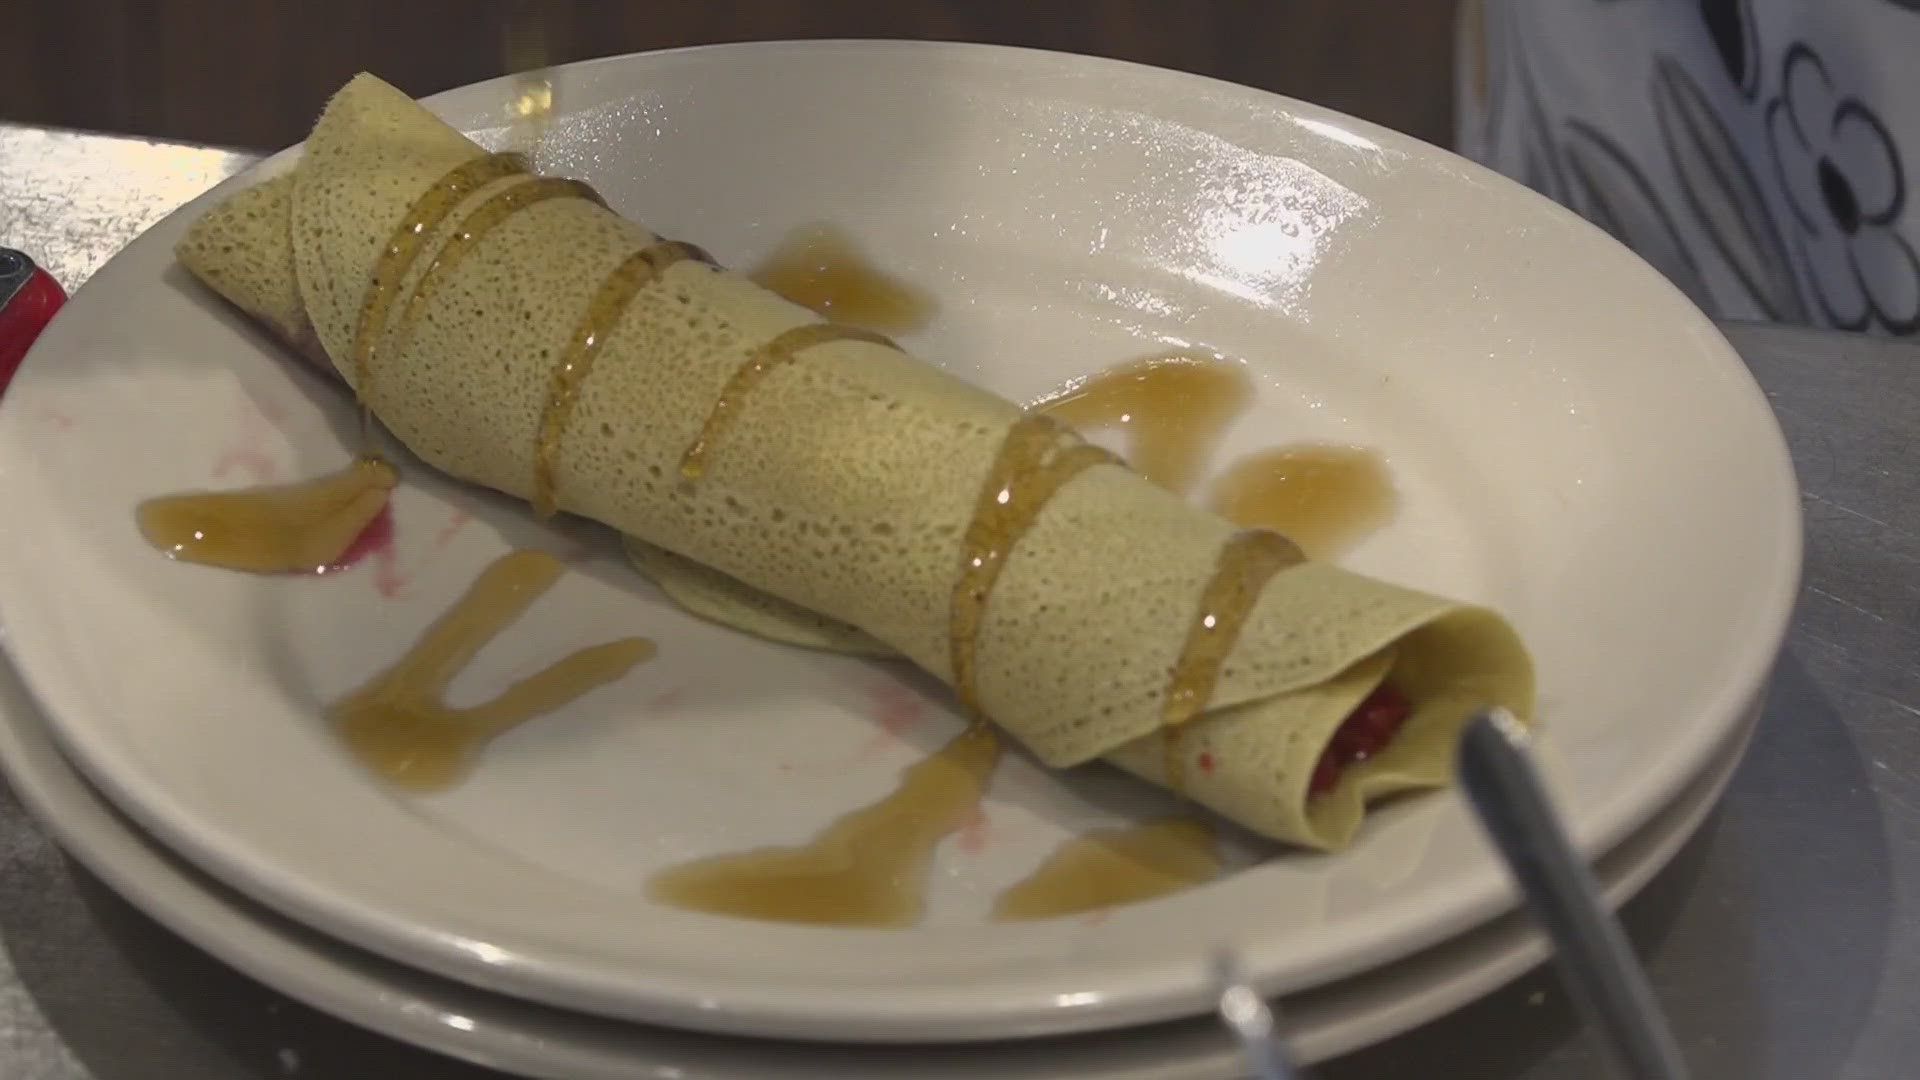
[
  {"x1": 678, "y1": 323, "x2": 898, "y2": 482},
  {"x1": 384, "y1": 177, "x2": 605, "y2": 371},
  {"x1": 949, "y1": 414, "x2": 1121, "y2": 711},
  {"x1": 354, "y1": 152, "x2": 531, "y2": 421},
  {"x1": 534, "y1": 239, "x2": 718, "y2": 515},
  {"x1": 1161, "y1": 529, "x2": 1304, "y2": 790}
]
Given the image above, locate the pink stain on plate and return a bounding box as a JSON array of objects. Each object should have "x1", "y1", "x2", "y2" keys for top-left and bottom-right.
[
  {"x1": 1079, "y1": 908, "x2": 1114, "y2": 927},
  {"x1": 212, "y1": 384, "x2": 283, "y2": 484},
  {"x1": 368, "y1": 508, "x2": 469, "y2": 599},
  {"x1": 314, "y1": 502, "x2": 401, "y2": 590},
  {"x1": 329, "y1": 504, "x2": 395, "y2": 573},
  {"x1": 645, "y1": 686, "x2": 687, "y2": 714},
  {"x1": 956, "y1": 807, "x2": 991, "y2": 856},
  {"x1": 857, "y1": 678, "x2": 930, "y2": 759},
  {"x1": 371, "y1": 535, "x2": 407, "y2": 598},
  {"x1": 432, "y1": 509, "x2": 472, "y2": 550},
  {"x1": 37, "y1": 408, "x2": 72, "y2": 431},
  {"x1": 211, "y1": 447, "x2": 277, "y2": 484}
]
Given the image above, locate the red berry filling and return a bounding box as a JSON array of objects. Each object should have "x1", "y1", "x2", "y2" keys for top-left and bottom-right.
[{"x1": 1309, "y1": 681, "x2": 1411, "y2": 797}]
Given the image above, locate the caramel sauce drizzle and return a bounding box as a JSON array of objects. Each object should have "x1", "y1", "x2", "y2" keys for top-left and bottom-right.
[
  {"x1": 992, "y1": 817, "x2": 1222, "y2": 921},
  {"x1": 648, "y1": 720, "x2": 997, "y2": 926},
  {"x1": 1034, "y1": 351, "x2": 1253, "y2": 493},
  {"x1": 749, "y1": 223, "x2": 936, "y2": 333},
  {"x1": 136, "y1": 457, "x2": 397, "y2": 575},
  {"x1": 532, "y1": 239, "x2": 717, "y2": 516},
  {"x1": 1163, "y1": 724, "x2": 1193, "y2": 794},
  {"x1": 1160, "y1": 530, "x2": 1303, "y2": 790},
  {"x1": 331, "y1": 550, "x2": 654, "y2": 790},
  {"x1": 677, "y1": 323, "x2": 898, "y2": 482},
  {"x1": 382, "y1": 176, "x2": 605, "y2": 365},
  {"x1": 949, "y1": 414, "x2": 1120, "y2": 711},
  {"x1": 351, "y1": 153, "x2": 530, "y2": 415},
  {"x1": 1208, "y1": 444, "x2": 1398, "y2": 560}
]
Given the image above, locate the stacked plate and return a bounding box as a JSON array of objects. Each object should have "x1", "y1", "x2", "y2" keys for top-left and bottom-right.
[{"x1": 0, "y1": 42, "x2": 1797, "y2": 1078}]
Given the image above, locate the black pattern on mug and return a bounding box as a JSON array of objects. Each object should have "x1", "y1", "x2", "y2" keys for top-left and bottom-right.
[
  {"x1": 1765, "y1": 42, "x2": 1919, "y2": 333},
  {"x1": 1561, "y1": 118, "x2": 1713, "y2": 307},
  {"x1": 1700, "y1": 0, "x2": 1761, "y2": 98},
  {"x1": 1508, "y1": 15, "x2": 1570, "y2": 206},
  {"x1": 1651, "y1": 55, "x2": 1809, "y2": 323}
]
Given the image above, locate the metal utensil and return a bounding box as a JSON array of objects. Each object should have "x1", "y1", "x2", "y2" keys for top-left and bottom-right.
[
  {"x1": 1457, "y1": 708, "x2": 1691, "y2": 1080},
  {"x1": 1211, "y1": 948, "x2": 1304, "y2": 1080}
]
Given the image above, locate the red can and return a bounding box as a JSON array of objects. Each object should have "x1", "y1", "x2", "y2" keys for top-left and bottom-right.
[{"x1": 0, "y1": 248, "x2": 68, "y2": 398}]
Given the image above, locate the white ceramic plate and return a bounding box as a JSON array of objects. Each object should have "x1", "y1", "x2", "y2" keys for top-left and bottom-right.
[
  {"x1": 0, "y1": 42, "x2": 1798, "y2": 1041},
  {"x1": 0, "y1": 652, "x2": 1755, "y2": 1076}
]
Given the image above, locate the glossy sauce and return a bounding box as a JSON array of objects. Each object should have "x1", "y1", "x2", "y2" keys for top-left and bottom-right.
[
  {"x1": 992, "y1": 817, "x2": 1222, "y2": 921},
  {"x1": 648, "y1": 721, "x2": 999, "y2": 926},
  {"x1": 1036, "y1": 352, "x2": 1253, "y2": 494},
  {"x1": 1160, "y1": 530, "x2": 1303, "y2": 790},
  {"x1": 352, "y1": 153, "x2": 530, "y2": 412},
  {"x1": 1162, "y1": 725, "x2": 1193, "y2": 793},
  {"x1": 384, "y1": 177, "x2": 605, "y2": 365},
  {"x1": 331, "y1": 549, "x2": 654, "y2": 790},
  {"x1": 1209, "y1": 444, "x2": 1397, "y2": 559},
  {"x1": 534, "y1": 239, "x2": 717, "y2": 515},
  {"x1": 750, "y1": 223, "x2": 936, "y2": 333},
  {"x1": 678, "y1": 323, "x2": 899, "y2": 481},
  {"x1": 949, "y1": 414, "x2": 1119, "y2": 710},
  {"x1": 137, "y1": 457, "x2": 398, "y2": 574}
]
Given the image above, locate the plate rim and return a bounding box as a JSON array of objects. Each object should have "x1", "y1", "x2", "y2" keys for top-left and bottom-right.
[{"x1": 0, "y1": 650, "x2": 1759, "y2": 1076}]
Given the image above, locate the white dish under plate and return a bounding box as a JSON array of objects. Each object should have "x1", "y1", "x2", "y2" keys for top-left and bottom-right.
[
  {"x1": 0, "y1": 42, "x2": 1798, "y2": 1041},
  {"x1": 0, "y1": 651, "x2": 1755, "y2": 1075}
]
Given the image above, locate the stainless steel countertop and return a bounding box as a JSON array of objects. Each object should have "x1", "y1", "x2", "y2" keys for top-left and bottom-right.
[{"x1": 2, "y1": 122, "x2": 1917, "y2": 1080}]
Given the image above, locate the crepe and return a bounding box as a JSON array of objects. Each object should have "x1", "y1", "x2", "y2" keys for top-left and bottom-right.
[
  {"x1": 175, "y1": 74, "x2": 1533, "y2": 850},
  {"x1": 622, "y1": 534, "x2": 893, "y2": 657}
]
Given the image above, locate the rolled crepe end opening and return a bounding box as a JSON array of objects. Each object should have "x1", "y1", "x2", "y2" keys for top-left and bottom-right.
[{"x1": 1301, "y1": 609, "x2": 1536, "y2": 850}]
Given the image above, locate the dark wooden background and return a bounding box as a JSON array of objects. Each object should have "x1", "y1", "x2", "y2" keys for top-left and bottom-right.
[{"x1": 0, "y1": 0, "x2": 1460, "y2": 150}]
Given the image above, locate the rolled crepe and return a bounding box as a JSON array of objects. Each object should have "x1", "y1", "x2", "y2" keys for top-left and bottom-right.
[{"x1": 175, "y1": 74, "x2": 1532, "y2": 849}]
